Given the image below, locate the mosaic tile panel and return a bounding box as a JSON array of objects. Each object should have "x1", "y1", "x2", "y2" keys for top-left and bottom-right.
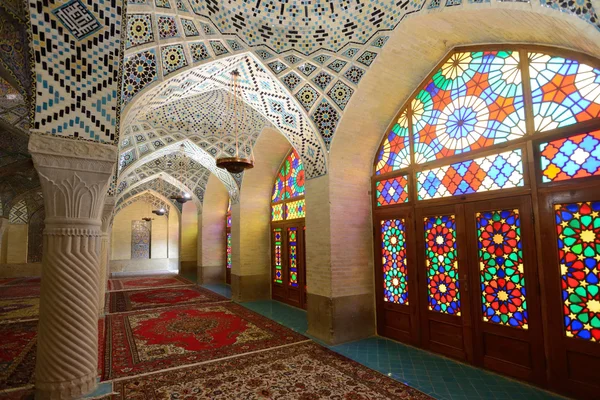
[
  {"x1": 342, "y1": 48, "x2": 359, "y2": 58},
  {"x1": 357, "y1": 51, "x2": 378, "y2": 66},
  {"x1": 200, "y1": 22, "x2": 216, "y2": 35},
  {"x1": 226, "y1": 39, "x2": 244, "y2": 51},
  {"x1": 298, "y1": 63, "x2": 317, "y2": 76},
  {"x1": 311, "y1": 99, "x2": 340, "y2": 150},
  {"x1": 176, "y1": 0, "x2": 188, "y2": 11},
  {"x1": 312, "y1": 71, "x2": 333, "y2": 90},
  {"x1": 344, "y1": 66, "x2": 366, "y2": 85},
  {"x1": 327, "y1": 59, "x2": 347, "y2": 73},
  {"x1": 190, "y1": 42, "x2": 211, "y2": 63},
  {"x1": 161, "y1": 45, "x2": 188, "y2": 76},
  {"x1": 267, "y1": 60, "x2": 287, "y2": 75},
  {"x1": 181, "y1": 19, "x2": 199, "y2": 37},
  {"x1": 155, "y1": 0, "x2": 171, "y2": 8},
  {"x1": 281, "y1": 72, "x2": 302, "y2": 91},
  {"x1": 157, "y1": 15, "x2": 179, "y2": 39},
  {"x1": 371, "y1": 36, "x2": 390, "y2": 48},
  {"x1": 127, "y1": 14, "x2": 154, "y2": 49},
  {"x1": 131, "y1": 220, "x2": 151, "y2": 259},
  {"x1": 295, "y1": 84, "x2": 319, "y2": 112},
  {"x1": 256, "y1": 50, "x2": 273, "y2": 60},
  {"x1": 122, "y1": 49, "x2": 158, "y2": 106},
  {"x1": 313, "y1": 55, "x2": 331, "y2": 65},
  {"x1": 327, "y1": 80, "x2": 354, "y2": 110},
  {"x1": 542, "y1": 0, "x2": 600, "y2": 31},
  {"x1": 207, "y1": 41, "x2": 227, "y2": 56},
  {"x1": 29, "y1": 0, "x2": 122, "y2": 143},
  {"x1": 284, "y1": 55, "x2": 301, "y2": 65}
]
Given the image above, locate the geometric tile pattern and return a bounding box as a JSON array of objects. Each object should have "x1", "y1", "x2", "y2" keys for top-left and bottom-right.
[
  {"x1": 181, "y1": 19, "x2": 199, "y2": 37},
  {"x1": 209, "y1": 40, "x2": 229, "y2": 56},
  {"x1": 187, "y1": 0, "x2": 425, "y2": 54},
  {"x1": 122, "y1": 50, "x2": 158, "y2": 106},
  {"x1": 126, "y1": 14, "x2": 154, "y2": 49},
  {"x1": 327, "y1": 80, "x2": 354, "y2": 110},
  {"x1": 157, "y1": 15, "x2": 179, "y2": 39},
  {"x1": 161, "y1": 45, "x2": 188, "y2": 76},
  {"x1": 29, "y1": 0, "x2": 122, "y2": 143},
  {"x1": 281, "y1": 72, "x2": 302, "y2": 91},
  {"x1": 114, "y1": 191, "x2": 172, "y2": 218},
  {"x1": 298, "y1": 63, "x2": 317, "y2": 76},
  {"x1": 357, "y1": 51, "x2": 378, "y2": 66},
  {"x1": 311, "y1": 99, "x2": 340, "y2": 150},
  {"x1": 344, "y1": 66, "x2": 366, "y2": 85},
  {"x1": 295, "y1": 84, "x2": 319, "y2": 112},
  {"x1": 312, "y1": 71, "x2": 334, "y2": 90},
  {"x1": 9, "y1": 199, "x2": 28, "y2": 224},
  {"x1": 327, "y1": 59, "x2": 347, "y2": 73},
  {"x1": 190, "y1": 42, "x2": 211, "y2": 63}
]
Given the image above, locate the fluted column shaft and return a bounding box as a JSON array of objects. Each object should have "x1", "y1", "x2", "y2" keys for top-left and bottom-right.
[{"x1": 29, "y1": 134, "x2": 117, "y2": 399}]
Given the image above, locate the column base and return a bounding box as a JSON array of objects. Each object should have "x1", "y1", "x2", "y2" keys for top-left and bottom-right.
[
  {"x1": 307, "y1": 292, "x2": 376, "y2": 345},
  {"x1": 231, "y1": 273, "x2": 270, "y2": 302},
  {"x1": 35, "y1": 370, "x2": 97, "y2": 400},
  {"x1": 197, "y1": 265, "x2": 225, "y2": 285}
]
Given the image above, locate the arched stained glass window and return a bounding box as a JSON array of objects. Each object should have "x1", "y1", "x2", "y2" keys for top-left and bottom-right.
[
  {"x1": 412, "y1": 50, "x2": 526, "y2": 164},
  {"x1": 375, "y1": 109, "x2": 410, "y2": 175},
  {"x1": 271, "y1": 148, "x2": 306, "y2": 221}
]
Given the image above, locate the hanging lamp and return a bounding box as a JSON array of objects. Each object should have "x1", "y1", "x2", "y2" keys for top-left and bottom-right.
[
  {"x1": 215, "y1": 69, "x2": 254, "y2": 174},
  {"x1": 152, "y1": 175, "x2": 167, "y2": 216},
  {"x1": 169, "y1": 144, "x2": 192, "y2": 204}
]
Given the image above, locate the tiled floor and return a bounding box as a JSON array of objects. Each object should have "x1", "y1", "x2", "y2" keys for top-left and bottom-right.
[{"x1": 197, "y1": 282, "x2": 566, "y2": 400}]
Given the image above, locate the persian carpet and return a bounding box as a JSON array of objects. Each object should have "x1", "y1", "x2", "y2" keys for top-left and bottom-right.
[
  {"x1": 111, "y1": 342, "x2": 432, "y2": 400},
  {"x1": 0, "y1": 321, "x2": 37, "y2": 390},
  {"x1": 0, "y1": 286, "x2": 40, "y2": 300},
  {"x1": 0, "y1": 299, "x2": 39, "y2": 323},
  {"x1": 0, "y1": 278, "x2": 40, "y2": 287},
  {"x1": 103, "y1": 302, "x2": 306, "y2": 380},
  {"x1": 108, "y1": 275, "x2": 194, "y2": 291},
  {"x1": 105, "y1": 286, "x2": 228, "y2": 313},
  {"x1": 0, "y1": 279, "x2": 19, "y2": 287}
]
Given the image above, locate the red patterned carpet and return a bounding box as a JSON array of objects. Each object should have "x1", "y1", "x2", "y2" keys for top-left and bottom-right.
[
  {"x1": 0, "y1": 299, "x2": 39, "y2": 323},
  {"x1": 0, "y1": 321, "x2": 37, "y2": 390},
  {"x1": 105, "y1": 286, "x2": 228, "y2": 313},
  {"x1": 102, "y1": 302, "x2": 306, "y2": 380},
  {"x1": 0, "y1": 278, "x2": 40, "y2": 287},
  {"x1": 111, "y1": 342, "x2": 432, "y2": 400},
  {"x1": 0, "y1": 286, "x2": 40, "y2": 300},
  {"x1": 108, "y1": 275, "x2": 194, "y2": 291}
]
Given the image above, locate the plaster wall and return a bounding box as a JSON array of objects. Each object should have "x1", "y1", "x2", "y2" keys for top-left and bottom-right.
[{"x1": 6, "y1": 224, "x2": 27, "y2": 264}]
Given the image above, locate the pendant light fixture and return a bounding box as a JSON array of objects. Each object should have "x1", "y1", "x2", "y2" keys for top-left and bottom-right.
[
  {"x1": 215, "y1": 69, "x2": 254, "y2": 174},
  {"x1": 170, "y1": 144, "x2": 192, "y2": 204},
  {"x1": 152, "y1": 174, "x2": 167, "y2": 216}
]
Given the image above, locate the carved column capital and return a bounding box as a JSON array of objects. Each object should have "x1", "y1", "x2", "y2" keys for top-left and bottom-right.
[
  {"x1": 101, "y1": 196, "x2": 116, "y2": 233},
  {"x1": 28, "y1": 134, "x2": 118, "y2": 228}
]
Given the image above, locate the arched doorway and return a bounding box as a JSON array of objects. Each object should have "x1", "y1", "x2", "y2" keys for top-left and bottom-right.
[
  {"x1": 270, "y1": 148, "x2": 307, "y2": 309},
  {"x1": 371, "y1": 46, "x2": 600, "y2": 397}
]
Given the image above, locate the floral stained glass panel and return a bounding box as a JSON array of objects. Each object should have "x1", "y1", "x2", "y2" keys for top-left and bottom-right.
[
  {"x1": 272, "y1": 204, "x2": 283, "y2": 222},
  {"x1": 274, "y1": 228, "x2": 282, "y2": 284},
  {"x1": 375, "y1": 109, "x2": 411, "y2": 174},
  {"x1": 382, "y1": 219, "x2": 409, "y2": 305},
  {"x1": 417, "y1": 149, "x2": 524, "y2": 200},
  {"x1": 555, "y1": 202, "x2": 600, "y2": 342},
  {"x1": 376, "y1": 176, "x2": 409, "y2": 206},
  {"x1": 477, "y1": 209, "x2": 528, "y2": 329},
  {"x1": 288, "y1": 227, "x2": 298, "y2": 287},
  {"x1": 424, "y1": 215, "x2": 460, "y2": 315},
  {"x1": 529, "y1": 53, "x2": 600, "y2": 132},
  {"x1": 539, "y1": 130, "x2": 600, "y2": 183},
  {"x1": 226, "y1": 232, "x2": 232, "y2": 270},
  {"x1": 285, "y1": 199, "x2": 306, "y2": 220},
  {"x1": 226, "y1": 215, "x2": 232, "y2": 228},
  {"x1": 412, "y1": 51, "x2": 525, "y2": 164},
  {"x1": 272, "y1": 149, "x2": 305, "y2": 202}
]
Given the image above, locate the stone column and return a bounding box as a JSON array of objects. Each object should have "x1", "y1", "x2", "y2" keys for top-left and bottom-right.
[
  {"x1": 0, "y1": 217, "x2": 8, "y2": 263},
  {"x1": 29, "y1": 134, "x2": 117, "y2": 399},
  {"x1": 99, "y1": 196, "x2": 115, "y2": 316}
]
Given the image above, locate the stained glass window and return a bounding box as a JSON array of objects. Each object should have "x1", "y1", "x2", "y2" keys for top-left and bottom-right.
[
  {"x1": 529, "y1": 53, "x2": 600, "y2": 132},
  {"x1": 382, "y1": 219, "x2": 409, "y2": 305},
  {"x1": 274, "y1": 228, "x2": 282, "y2": 284},
  {"x1": 555, "y1": 202, "x2": 600, "y2": 342},
  {"x1": 288, "y1": 227, "x2": 298, "y2": 287},
  {"x1": 375, "y1": 109, "x2": 411, "y2": 174},
  {"x1": 227, "y1": 215, "x2": 232, "y2": 228},
  {"x1": 272, "y1": 204, "x2": 283, "y2": 222},
  {"x1": 424, "y1": 215, "x2": 460, "y2": 315},
  {"x1": 477, "y1": 209, "x2": 528, "y2": 329},
  {"x1": 412, "y1": 51, "x2": 525, "y2": 164},
  {"x1": 376, "y1": 176, "x2": 409, "y2": 206},
  {"x1": 417, "y1": 149, "x2": 524, "y2": 200},
  {"x1": 285, "y1": 199, "x2": 306, "y2": 220},
  {"x1": 272, "y1": 149, "x2": 305, "y2": 202},
  {"x1": 540, "y1": 130, "x2": 600, "y2": 183},
  {"x1": 226, "y1": 232, "x2": 232, "y2": 270}
]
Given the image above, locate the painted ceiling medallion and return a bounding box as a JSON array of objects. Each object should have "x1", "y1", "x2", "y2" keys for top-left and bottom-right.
[{"x1": 215, "y1": 70, "x2": 254, "y2": 174}]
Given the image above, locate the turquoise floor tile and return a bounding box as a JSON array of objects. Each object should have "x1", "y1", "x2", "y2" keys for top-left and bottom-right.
[{"x1": 200, "y1": 283, "x2": 231, "y2": 299}]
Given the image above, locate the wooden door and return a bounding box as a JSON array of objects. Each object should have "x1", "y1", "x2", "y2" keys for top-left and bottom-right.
[
  {"x1": 416, "y1": 204, "x2": 474, "y2": 361},
  {"x1": 374, "y1": 206, "x2": 420, "y2": 345},
  {"x1": 539, "y1": 187, "x2": 600, "y2": 398},
  {"x1": 465, "y1": 196, "x2": 546, "y2": 384},
  {"x1": 271, "y1": 222, "x2": 306, "y2": 309}
]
